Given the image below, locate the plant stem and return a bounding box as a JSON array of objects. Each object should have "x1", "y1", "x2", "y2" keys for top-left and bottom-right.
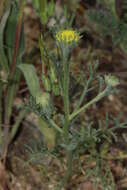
[
  {"x1": 60, "y1": 55, "x2": 73, "y2": 189},
  {"x1": 57, "y1": 151, "x2": 73, "y2": 190},
  {"x1": 74, "y1": 76, "x2": 92, "y2": 112},
  {"x1": 49, "y1": 119, "x2": 63, "y2": 134},
  {"x1": 63, "y1": 59, "x2": 70, "y2": 143},
  {"x1": 70, "y1": 87, "x2": 109, "y2": 121},
  {"x1": 64, "y1": 151, "x2": 73, "y2": 184}
]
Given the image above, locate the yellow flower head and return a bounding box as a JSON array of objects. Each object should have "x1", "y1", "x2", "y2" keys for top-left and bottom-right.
[{"x1": 56, "y1": 29, "x2": 80, "y2": 44}]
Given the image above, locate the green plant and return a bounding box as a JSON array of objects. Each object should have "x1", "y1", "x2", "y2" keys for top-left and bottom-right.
[
  {"x1": 18, "y1": 24, "x2": 121, "y2": 189},
  {"x1": 0, "y1": 0, "x2": 27, "y2": 188}
]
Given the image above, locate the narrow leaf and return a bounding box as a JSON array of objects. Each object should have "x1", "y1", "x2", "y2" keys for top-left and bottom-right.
[
  {"x1": 0, "y1": 6, "x2": 10, "y2": 72},
  {"x1": 5, "y1": 2, "x2": 25, "y2": 65},
  {"x1": 5, "y1": 69, "x2": 21, "y2": 118}
]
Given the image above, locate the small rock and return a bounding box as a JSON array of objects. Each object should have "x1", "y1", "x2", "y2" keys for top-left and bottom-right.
[{"x1": 79, "y1": 181, "x2": 95, "y2": 190}]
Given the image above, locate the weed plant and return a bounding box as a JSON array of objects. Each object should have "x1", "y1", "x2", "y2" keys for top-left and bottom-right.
[{"x1": 19, "y1": 1, "x2": 124, "y2": 189}]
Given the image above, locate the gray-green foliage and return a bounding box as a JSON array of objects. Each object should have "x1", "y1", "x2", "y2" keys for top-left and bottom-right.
[
  {"x1": 65, "y1": 113, "x2": 127, "y2": 156},
  {"x1": 88, "y1": 0, "x2": 127, "y2": 52},
  {"x1": 25, "y1": 94, "x2": 53, "y2": 120},
  {"x1": 86, "y1": 159, "x2": 115, "y2": 190}
]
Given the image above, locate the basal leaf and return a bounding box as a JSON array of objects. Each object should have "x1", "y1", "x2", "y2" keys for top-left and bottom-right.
[{"x1": 18, "y1": 64, "x2": 40, "y2": 97}]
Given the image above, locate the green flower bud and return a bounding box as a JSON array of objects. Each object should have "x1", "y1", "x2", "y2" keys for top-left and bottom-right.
[
  {"x1": 105, "y1": 75, "x2": 120, "y2": 87},
  {"x1": 35, "y1": 92, "x2": 53, "y2": 118},
  {"x1": 36, "y1": 92, "x2": 50, "y2": 107}
]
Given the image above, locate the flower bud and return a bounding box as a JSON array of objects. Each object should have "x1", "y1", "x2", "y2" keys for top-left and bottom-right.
[
  {"x1": 35, "y1": 92, "x2": 53, "y2": 118},
  {"x1": 36, "y1": 92, "x2": 50, "y2": 107},
  {"x1": 105, "y1": 75, "x2": 120, "y2": 87}
]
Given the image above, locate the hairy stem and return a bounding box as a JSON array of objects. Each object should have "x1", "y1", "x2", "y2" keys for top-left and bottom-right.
[
  {"x1": 60, "y1": 55, "x2": 73, "y2": 189},
  {"x1": 63, "y1": 61, "x2": 70, "y2": 143}
]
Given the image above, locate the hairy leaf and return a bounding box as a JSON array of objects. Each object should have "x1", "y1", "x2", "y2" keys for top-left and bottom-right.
[{"x1": 18, "y1": 64, "x2": 40, "y2": 97}]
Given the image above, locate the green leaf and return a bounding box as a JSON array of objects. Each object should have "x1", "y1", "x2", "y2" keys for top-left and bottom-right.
[
  {"x1": 0, "y1": 6, "x2": 10, "y2": 72},
  {"x1": 18, "y1": 64, "x2": 40, "y2": 97},
  {"x1": 39, "y1": 118, "x2": 56, "y2": 149},
  {"x1": 6, "y1": 69, "x2": 21, "y2": 118},
  {"x1": 32, "y1": 0, "x2": 39, "y2": 10},
  {"x1": 39, "y1": 0, "x2": 48, "y2": 24},
  {"x1": 39, "y1": 0, "x2": 47, "y2": 14},
  {"x1": 4, "y1": 2, "x2": 25, "y2": 65},
  {"x1": 48, "y1": 0, "x2": 55, "y2": 17}
]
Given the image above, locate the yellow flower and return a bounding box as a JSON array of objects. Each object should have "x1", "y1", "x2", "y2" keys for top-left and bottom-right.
[{"x1": 56, "y1": 29, "x2": 80, "y2": 44}]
